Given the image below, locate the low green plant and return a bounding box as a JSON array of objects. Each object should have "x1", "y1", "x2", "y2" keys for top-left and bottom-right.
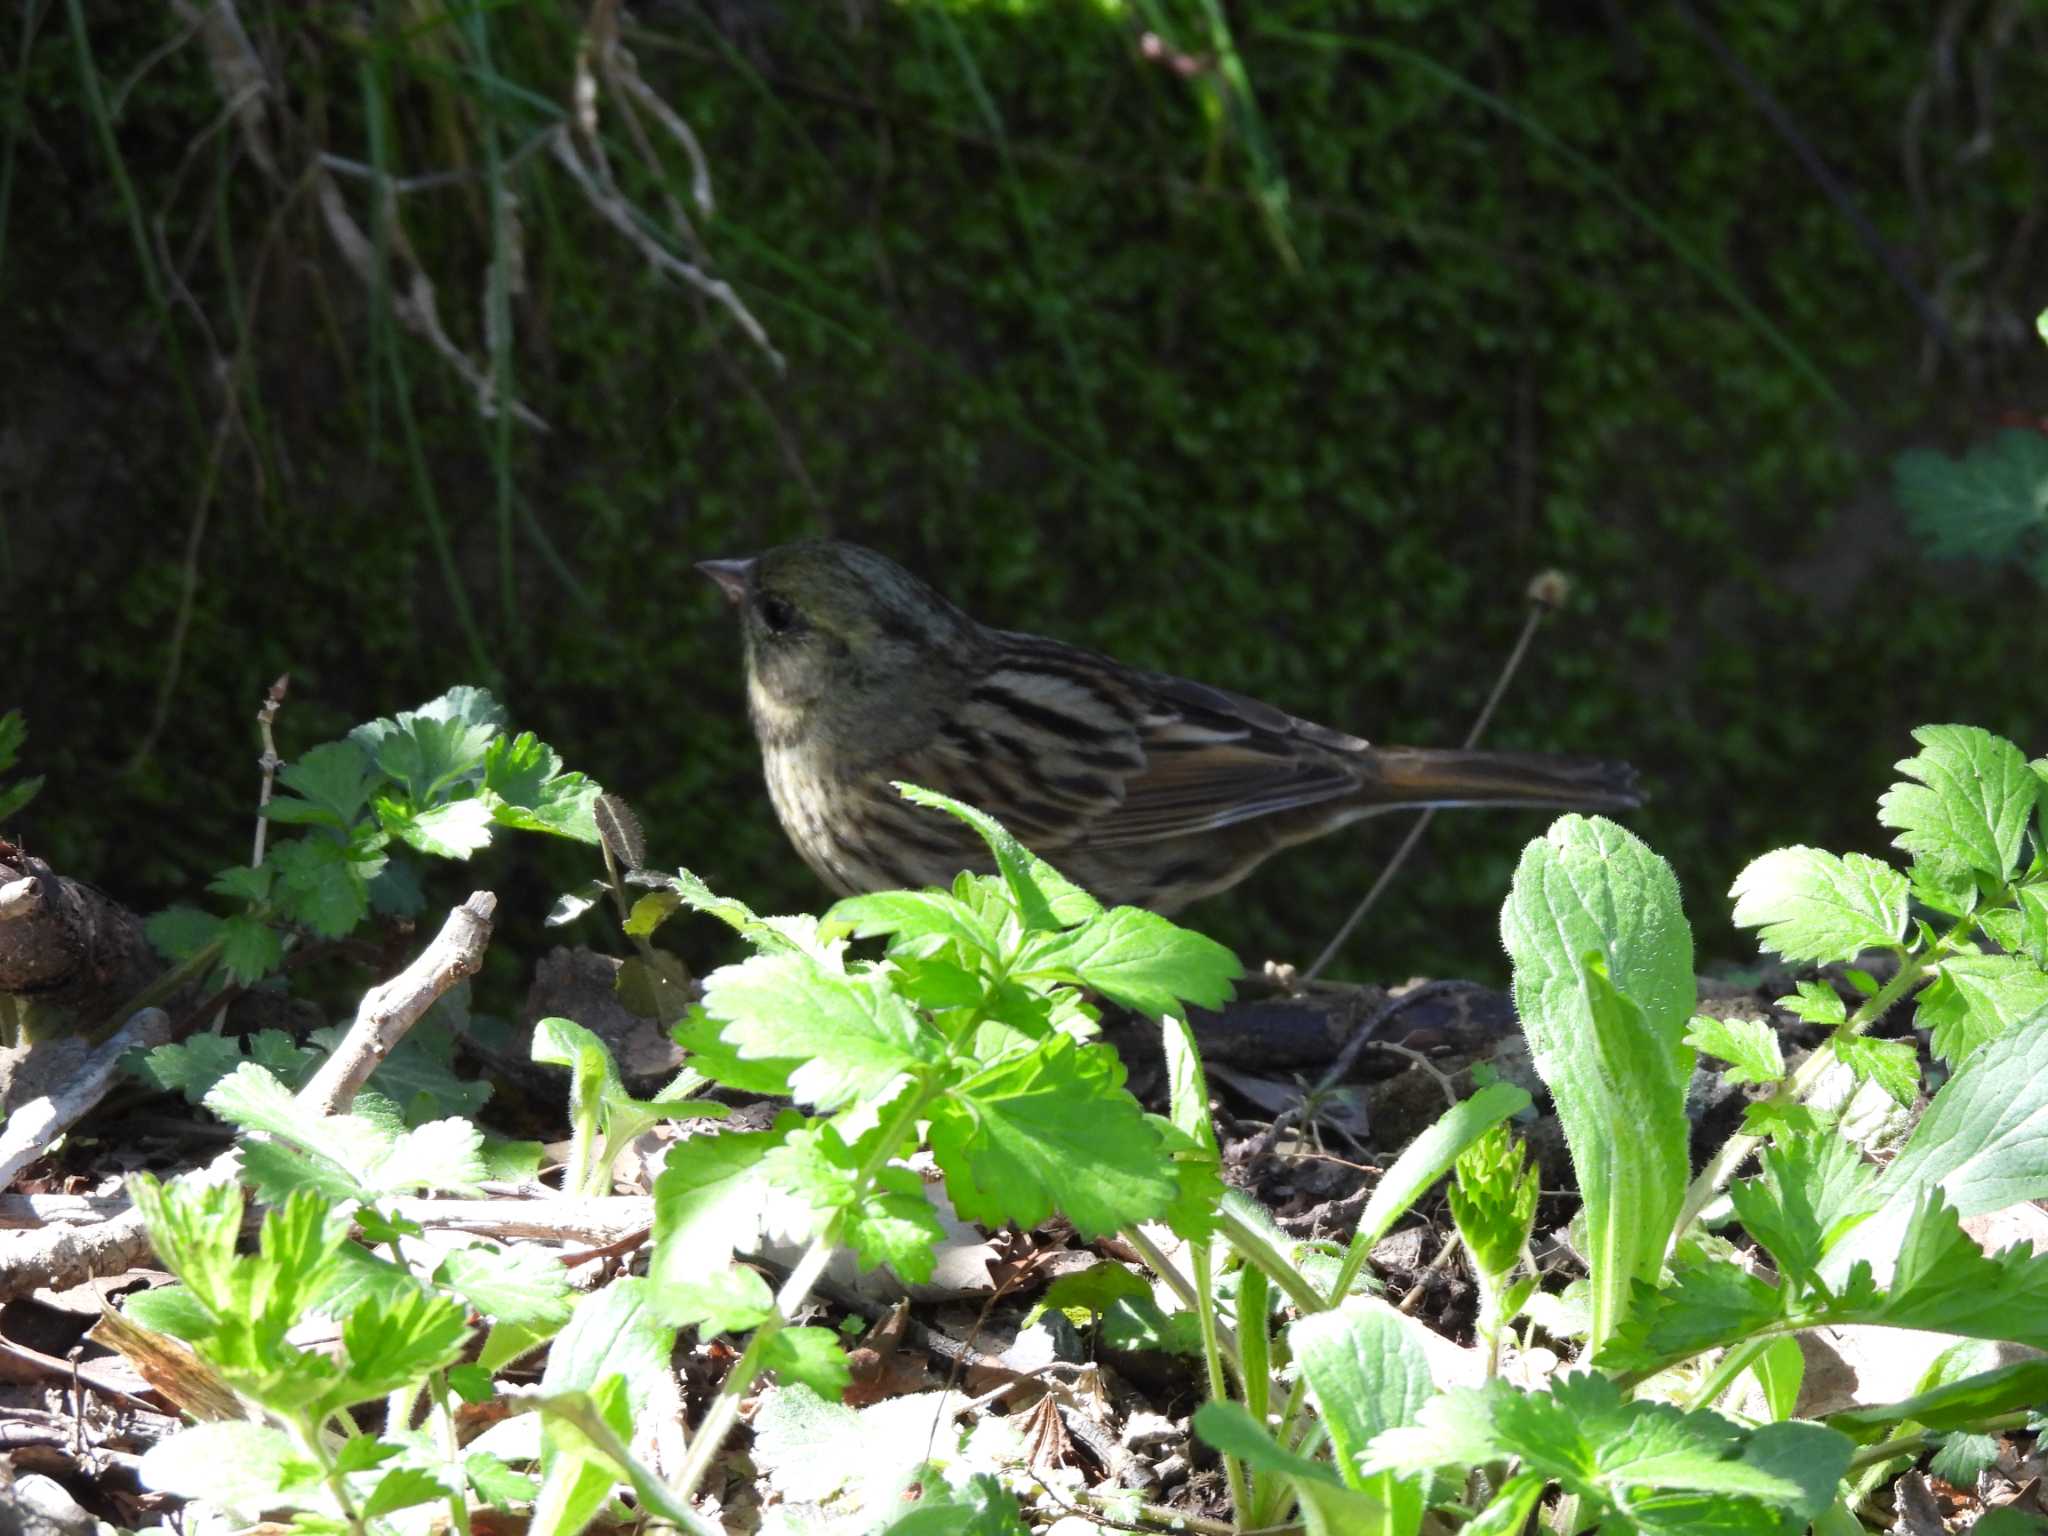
[
  {"x1": 140, "y1": 685, "x2": 601, "y2": 1016},
  {"x1": 118, "y1": 704, "x2": 2048, "y2": 1534}
]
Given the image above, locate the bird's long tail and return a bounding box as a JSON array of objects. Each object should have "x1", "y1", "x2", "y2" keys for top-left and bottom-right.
[{"x1": 1360, "y1": 747, "x2": 1642, "y2": 813}]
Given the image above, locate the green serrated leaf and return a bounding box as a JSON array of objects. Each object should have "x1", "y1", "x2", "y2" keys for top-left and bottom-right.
[
  {"x1": 352, "y1": 687, "x2": 506, "y2": 804},
  {"x1": 1010, "y1": 904, "x2": 1240, "y2": 1017},
  {"x1": 438, "y1": 1243, "x2": 577, "y2": 1330},
  {"x1": 1685, "y1": 1015, "x2": 1786, "y2": 1085},
  {"x1": 146, "y1": 905, "x2": 224, "y2": 964},
  {"x1": 928, "y1": 1035, "x2": 1174, "y2": 1238},
  {"x1": 761, "y1": 1326, "x2": 853, "y2": 1399},
  {"x1": 1878, "y1": 725, "x2": 2037, "y2": 883},
  {"x1": 1779, "y1": 979, "x2": 1847, "y2": 1026},
  {"x1": 1831, "y1": 1034, "x2": 1919, "y2": 1107},
  {"x1": 1894, "y1": 430, "x2": 2048, "y2": 566},
  {"x1": 269, "y1": 837, "x2": 375, "y2": 939},
  {"x1": 1730, "y1": 847, "x2": 1907, "y2": 964},
  {"x1": 893, "y1": 783, "x2": 1101, "y2": 931},
  {"x1": 1293, "y1": 1298, "x2": 1435, "y2": 1520},
  {"x1": 380, "y1": 796, "x2": 496, "y2": 859},
  {"x1": 483, "y1": 732, "x2": 604, "y2": 844},
  {"x1": 1915, "y1": 954, "x2": 2048, "y2": 1068},
  {"x1": 328, "y1": 1291, "x2": 471, "y2": 1408},
  {"x1": 824, "y1": 888, "x2": 1002, "y2": 961},
  {"x1": 276, "y1": 740, "x2": 379, "y2": 828},
  {"x1": 701, "y1": 951, "x2": 937, "y2": 1112},
  {"x1": 219, "y1": 913, "x2": 284, "y2": 985}
]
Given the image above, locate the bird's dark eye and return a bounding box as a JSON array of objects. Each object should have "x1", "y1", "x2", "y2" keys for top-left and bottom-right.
[{"x1": 757, "y1": 592, "x2": 800, "y2": 635}]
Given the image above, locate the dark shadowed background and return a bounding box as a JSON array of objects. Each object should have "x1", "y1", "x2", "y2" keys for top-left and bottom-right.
[{"x1": 7, "y1": 1, "x2": 2045, "y2": 998}]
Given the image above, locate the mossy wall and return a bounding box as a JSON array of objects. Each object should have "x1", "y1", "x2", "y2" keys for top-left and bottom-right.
[{"x1": 7, "y1": 1, "x2": 2045, "y2": 987}]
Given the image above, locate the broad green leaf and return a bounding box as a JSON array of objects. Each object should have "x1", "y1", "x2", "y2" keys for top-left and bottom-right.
[
  {"x1": 327, "y1": 1290, "x2": 472, "y2": 1407},
  {"x1": 138, "y1": 1421, "x2": 301, "y2": 1512},
  {"x1": 531, "y1": 1375, "x2": 634, "y2": 1536},
  {"x1": 1878, "y1": 725, "x2": 2036, "y2": 883},
  {"x1": 761, "y1": 1123, "x2": 943, "y2": 1282},
  {"x1": 1685, "y1": 1015, "x2": 1786, "y2": 1085},
  {"x1": 351, "y1": 686, "x2": 506, "y2": 803},
  {"x1": 380, "y1": 796, "x2": 495, "y2": 859},
  {"x1": 145, "y1": 905, "x2": 223, "y2": 963},
  {"x1": 539, "y1": 1278, "x2": 676, "y2": 1425},
  {"x1": 1894, "y1": 430, "x2": 2048, "y2": 567},
  {"x1": 1843, "y1": 1007, "x2": 2048, "y2": 1272},
  {"x1": 269, "y1": 836, "x2": 376, "y2": 939},
  {"x1": 1916, "y1": 954, "x2": 2048, "y2": 1068},
  {"x1": 1502, "y1": 815, "x2": 1693, "y2": 1354},
  {"x1": 648, "y1": 1124, "x2": 792, "y2": 1305},
  {"x1": 1294, "y1": 1299, "x2": 1435, "y2": 1529},
  {"x1": 701, "y1": 951, "x2": 937, "y2": 1111},
  {"x1": 275, "y1": 740, "x2": 379, "y2": 827},
  {"x1": 825, "y1": 889, "x2": 1001, "y2": 961},
  {"x1": 437, "y1": 1244, "x2": 576, "y2": 1330},
  {"x1": 1194, "y1": 1401, "x2": 1389, "y2": 1536},
  {"x1": 928, "y1": 1035, "x2": 1174, "y2": 1237},
  {"x1": 1364, "y1": 1374, "x2": 1847, "y2": 1532},
  {"x1": 217, "y1": 914, "x2": 282, "y2": 985},
  {"x1": 1825, "y1": 1357, "x2": 2048, "y2": 1441},
  {"x1": 761, "y1": 1326, "x2": 853, "y2": 1399},
  {"x1": 893, "y1": 783, "x2": 1101, "y2": 930},
  {"x1": 1010, "y1": 904, "x2": 1240, "y2": 1017},
  {"x1": 484, "y1": 732, "x2": 603, "y2": 843},
  {"x1": 1730, "y1": 847, "x2": 1907, "y2": 964},
  {"x1": 1830, "y1": 1034, "x2": 1919, "y2": 1107}
]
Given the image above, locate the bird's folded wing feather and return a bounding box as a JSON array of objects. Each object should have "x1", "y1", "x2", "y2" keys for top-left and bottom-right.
[{"x1": 1083, "y1": 673, "x2": 1365, "y2": 846}]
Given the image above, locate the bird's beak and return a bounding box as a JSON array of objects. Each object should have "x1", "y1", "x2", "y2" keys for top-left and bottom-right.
[{"x1": 696, "y1": 557, "x2": 755, "y2": 608}]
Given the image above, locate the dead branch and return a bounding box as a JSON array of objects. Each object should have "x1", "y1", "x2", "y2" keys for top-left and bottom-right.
[{"x1": 0, "y1": 1009, "x2": 174, "y2": 1188}]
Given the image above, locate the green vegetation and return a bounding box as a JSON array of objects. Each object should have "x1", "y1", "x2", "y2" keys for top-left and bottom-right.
[
  {"x1": 121, "y1": 711, "x2": 2048, "y2": 1532},
  {"x1": 8, "y1": 3, "x2": 2045, "y2": 978}
]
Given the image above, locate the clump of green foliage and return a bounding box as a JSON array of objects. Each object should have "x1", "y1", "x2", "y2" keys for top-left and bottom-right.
[{"x1": 119, "y1": 704, "x2": 2048, "y2": 1535}]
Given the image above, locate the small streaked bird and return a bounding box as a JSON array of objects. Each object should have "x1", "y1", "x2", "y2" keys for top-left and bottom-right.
[{"x1": 700, "y1": 541, "x2": 1641, "y2": 914}]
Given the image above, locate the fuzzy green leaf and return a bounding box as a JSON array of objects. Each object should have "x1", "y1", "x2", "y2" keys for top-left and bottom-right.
[
  {"x1": 1010, "y1": 904, "x2": 1239, "y2": 1016},
  {"x1": 761, "y1": 1327, "x2": 853, "y2": 1400},
  {"x1": 1878, "y1": 725, "x2": 2037, "y2": 883},
  {"x1": 1730, "y1": 847, "x2": 1907, "y2": 964},
  {"x1": 893, "y1": 783, "x2": 1101, "y2": 930},
  {"x1": 274, "y1": 740, "x2": 379, "y2": 828},
  {"x1": 1915, "y1": 954, "x2": 2048, "y2": 1068},
  {"x1": 1502, "y1": 816, "x2": 1693, "y2": 1355},
  {"x1": 928, "y1": 1035, "x2": 1174, "y2": 1237},
  {"x1": 700, "y1": 951, "x2": 937, "y2": 1111},
  {"x1": 1685, "y1": 1015, "x2": 1786, "y2": 1086},
  {"x1": 1830, "y1": 1034, "x2": 1920, "y2": 1108}
]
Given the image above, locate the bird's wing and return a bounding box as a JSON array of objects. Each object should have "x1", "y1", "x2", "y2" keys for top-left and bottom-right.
[
  {"x1": 1078, "y1": 672, "x2": 1366, "y2": 847},
  {"x1": 902, "y1": 635, "x2": 1365, "y2": 852}
]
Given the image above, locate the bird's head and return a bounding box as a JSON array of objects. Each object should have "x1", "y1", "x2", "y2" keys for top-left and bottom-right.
[{"x1": 698, "y1": 541, "x2": 980, "y2": 749}]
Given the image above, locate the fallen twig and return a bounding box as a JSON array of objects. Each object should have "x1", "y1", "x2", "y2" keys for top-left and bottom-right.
[{"x1": 0, "y1": 1009, "x2": 174, "y2": 1189}]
